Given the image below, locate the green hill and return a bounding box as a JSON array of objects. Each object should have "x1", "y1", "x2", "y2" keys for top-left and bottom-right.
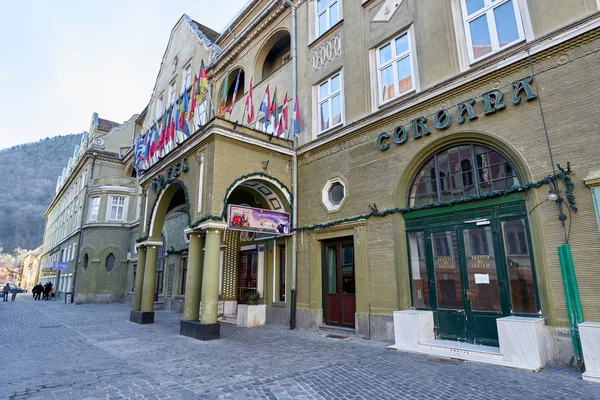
[{"x1": 0, "y1": 134, "x2": 82, "y2": 254}]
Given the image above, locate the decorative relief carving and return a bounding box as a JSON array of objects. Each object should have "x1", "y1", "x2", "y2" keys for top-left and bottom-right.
[{"x1": 312, "y1": 32, "x2": 342, "y2": 71}]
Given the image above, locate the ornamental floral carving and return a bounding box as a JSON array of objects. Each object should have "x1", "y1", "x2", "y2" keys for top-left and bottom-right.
[{"x1": 312, "y1": 32, "x2": 342, "y2": 71}]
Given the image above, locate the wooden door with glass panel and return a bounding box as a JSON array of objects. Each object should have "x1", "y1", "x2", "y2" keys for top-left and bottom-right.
[{"x1": 324, "y1": 239, "x2": 355, "y2": 327}]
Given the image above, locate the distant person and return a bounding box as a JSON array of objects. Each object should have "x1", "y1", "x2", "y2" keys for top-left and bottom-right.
[
  {"x1": 10, "y1": 286, "x2": 17, "y2": 301},
  {"x1": 2, "y1": 283, "x2": 10, "y2": 302},
  {"x1": 36, "y1": 283, "x2": 43, "y2": 300}
]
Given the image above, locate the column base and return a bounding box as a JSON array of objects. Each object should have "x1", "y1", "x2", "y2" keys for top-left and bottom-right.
[
  {"x1": 180, "y1": 320, "x2": 220, "y2": 340},
  {"x1": 130, "y1": 310, "x2": 154, "y2": 324}
]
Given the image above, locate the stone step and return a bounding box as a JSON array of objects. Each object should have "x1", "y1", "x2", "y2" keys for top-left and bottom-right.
[
  {"x1": 218, "y1": 313, "x2": 238, "y2": 325},
  {"x1": 419, "y1": 339, "x2": 503, "y2": 360},
  {"x1": 319, "y1": 324, "x2": 356, "y2": 338}
]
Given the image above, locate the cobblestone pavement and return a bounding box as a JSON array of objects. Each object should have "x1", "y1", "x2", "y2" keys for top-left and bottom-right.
[{"x1": 0, "y1": 297, "x2": 598, "y2": 400}]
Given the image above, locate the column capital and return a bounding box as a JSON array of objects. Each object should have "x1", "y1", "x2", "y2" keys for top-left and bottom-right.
[
  {"x1": 135, "y1": 240, "x2": 163, "y2": 249},
  {"x1": 192, "y1": 221, "x2": 228, "y2": 233}
]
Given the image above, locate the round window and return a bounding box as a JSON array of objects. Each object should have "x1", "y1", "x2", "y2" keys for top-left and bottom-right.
[{"x1": 328, "y1": 182, "x2": 345, "y2": 205}]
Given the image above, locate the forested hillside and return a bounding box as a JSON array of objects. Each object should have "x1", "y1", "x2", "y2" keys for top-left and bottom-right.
[{"x1": 0, "y1": 134, "x2": 82, "y2": 254}]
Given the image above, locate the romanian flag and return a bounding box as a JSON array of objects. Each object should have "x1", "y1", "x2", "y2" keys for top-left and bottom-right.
[
  {"x1": 245, "y1": 77, "x2": 255, "y2": 124},
  {"x1": 189, "y1": 74, "x2": 198, "y2": 120},
  {"x1": 198, "y1": 60, "x2": 208, "y2": 102},
  {"x1": 218, "y1": 70, "x2": 229, "y2": 118}
]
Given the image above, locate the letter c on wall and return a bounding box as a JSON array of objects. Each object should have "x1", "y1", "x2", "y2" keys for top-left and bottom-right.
[{"x1": 376, "y1": 132, "x2": 390, "y2": 150}]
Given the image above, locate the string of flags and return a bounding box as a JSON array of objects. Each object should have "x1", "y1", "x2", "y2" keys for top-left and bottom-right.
[{"x1": 135, "y1": 63, "x2": 302, "y2": 172}]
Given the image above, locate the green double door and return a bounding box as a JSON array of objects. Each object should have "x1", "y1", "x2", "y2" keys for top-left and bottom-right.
[{"x1": 407, "y1": 201, "x2": 539, "y2": 347}]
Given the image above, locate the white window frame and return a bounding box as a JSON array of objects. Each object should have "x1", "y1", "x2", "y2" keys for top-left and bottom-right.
[
  {"x1": 88, "y1": 196, "x2": 100, "y2": 222},
  {"x1": 316, "y1": 70, "x2": 344, "y2": 136},
  {"x1": 183, "y1": 62, "x2": 192, "y2": 92},
  {"x1": 376, "y1": 29, "x2": 416, "y2": 106},
  {"x1": 168, "y1": 80, "x2": 176, "y2": 105},
  {"x1": 72, "y1": 243, "x2": 76, "y2": 262},
  {"x1": 316, "y1": 0, "x2": 342, "y2": 38},
  {"x1": 155, "y1": 94, "x2": 164, "y2": 120},
  {"x1": 107, "y1": 195, "x2": 128, "y2": 221},
  {"x1": 460, "y1": 0, "x2": 525, "y2": 64}
]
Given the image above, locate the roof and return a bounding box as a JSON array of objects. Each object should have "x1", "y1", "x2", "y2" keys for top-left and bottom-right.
[
  {"x1": 191, "y1": 20, "x2": 220, "y2": 43},
  {"x1": 97, "y1": 118, "x2": 120, "y2": 132}
]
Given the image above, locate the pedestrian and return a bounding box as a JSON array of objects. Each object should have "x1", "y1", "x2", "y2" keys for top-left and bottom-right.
[
  {"x1": 36, "y1": 283, "x2": 43, "y2": 300},
  {"x1": 2, "y1": 283, "x2": 10, "y2": 302},
  {"x1": 10, "y1": 285, "x2": 17, "y2": 301}
]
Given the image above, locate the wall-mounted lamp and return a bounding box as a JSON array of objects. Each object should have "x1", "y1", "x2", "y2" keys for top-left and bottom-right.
[{"x1": 547, "y1": 190, "x2": 559, "y2": 202}]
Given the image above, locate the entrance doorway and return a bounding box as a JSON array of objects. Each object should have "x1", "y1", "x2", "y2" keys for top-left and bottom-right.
[
  {"x1": 237, "y1": 249, "x2": 258, "y2": 303},
  {"x1": 323, "y1": 239, "x2": 355, "y2": 327},
  {"x1": 407, "y1": 203, "x2": 540, "y2": 347}
]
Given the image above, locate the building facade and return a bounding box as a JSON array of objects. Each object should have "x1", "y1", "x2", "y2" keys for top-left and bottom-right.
[
  {"x1": 38, "y1": 0, "x2": 600, "y2": 376},
  {"x1": 40, "y1": 113, "x2": 139, "y2": 303}
]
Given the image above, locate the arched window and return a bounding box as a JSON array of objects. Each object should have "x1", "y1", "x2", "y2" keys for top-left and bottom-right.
[
  {"x1": 256, "y1": 31, "x2": 291, "y2": 80},
  {"x1": 83, "y1": 253, "x2": 89, "y2": 270},
  {"x1": 106, "y1": 254, "x2": 115, "y2": 272},
  {"x1": 408, "y1": 143, "x2": 520, "y2": 207},
  {"x1": 221, "y1": 68, "x2": 245, "y2": 112}
]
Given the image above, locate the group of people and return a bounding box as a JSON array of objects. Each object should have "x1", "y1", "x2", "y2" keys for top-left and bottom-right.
[
  {"x1": 1, "y1": 283, "x2": 18, "y2": 302},
  {"x1": 32, "y1": 282, "x2": 53, "y2": 301}
]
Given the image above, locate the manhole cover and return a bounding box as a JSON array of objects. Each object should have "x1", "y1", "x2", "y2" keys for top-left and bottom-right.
[{"x1": 326, "y1": 334, "x2": 348, "y2": 339}]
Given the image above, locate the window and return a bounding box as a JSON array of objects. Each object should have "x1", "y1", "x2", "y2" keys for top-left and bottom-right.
[
  {"x1": 88, "y1": 197, "x2": 100, "y2": 222},
  {"x1": 183, "y1": 63, "x2": 192, "y2": 91},
  {"x1": 71, "y1": 244, "x2": 76, "y2": 261},
  {"x1": 408, "y1": 144, "x2": 521, "y2": 207},
  {"x1": 461, "y1": 0, "x2": 524, "y2": 62},
  {"x1": 109, "y1": 196, "x2": 126, "y2": 221},
  {"x1": 328, "y1": 182, "x2": 345, "y2": 205},
  {"x1": 156, "y1": 94, "x2": 164, "y2": 119},
  {"x1": 106, "y1": 254, "x2": 115, "y2": 272},
  {"x1": 168, "y1": 80, "x2": 176, "y2": 105},
  {"x1": 317, "y1": 0, "x2": 341, "y2": 36},
  {"x1": 317, "y1": 72, "x2": 343, "y2": 134},
  {"x1": 377, "y1": 32, "x2": 414, "y2": 104},
  {"x1": 322, "y1": 177, "x2": 347, "y2": 212},
  {"x1": 181, "y1": 258, "x2": 188, "y2": 295}
]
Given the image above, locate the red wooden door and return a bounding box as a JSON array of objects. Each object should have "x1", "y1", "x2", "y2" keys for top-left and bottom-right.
[
  {"x1": 324, "y1": 240, "x2": 355, "y2": 327},
  {"x1": 237, "y1": 249, "x2": 258, "y2": 303}
]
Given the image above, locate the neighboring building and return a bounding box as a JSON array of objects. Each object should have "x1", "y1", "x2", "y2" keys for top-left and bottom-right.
[
  {"x1": 40, "y1": 112, "x2": 139, "y2": 303},
  {"x1": 20, "y1": 246, "x2": 42, "y2": 291}
]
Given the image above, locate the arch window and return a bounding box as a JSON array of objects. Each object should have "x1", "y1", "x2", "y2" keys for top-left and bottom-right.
[
  {"x1": 220, "y1": 68, "x2": 245, "y2": 114},
  {"x1": 106, "y1": 254, "x2": 115, "y2": 272},
  {"x1": 83, "y1": 253, "x2": 89, "y2": 270},
  {"x1": 262, "y1": 34, "x2": 291, "y2": 79},
  {"x1": 408, "y1": 143, "x2": 520, "y2": 207}
]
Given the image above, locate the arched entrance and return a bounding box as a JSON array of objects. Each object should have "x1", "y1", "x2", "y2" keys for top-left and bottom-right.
[
  {"x1": 400, "y1": 142, "x2": 541, "y2": 347},
  {"x1": 222, "y1": 176, "x2": 291, "y2": 319}
]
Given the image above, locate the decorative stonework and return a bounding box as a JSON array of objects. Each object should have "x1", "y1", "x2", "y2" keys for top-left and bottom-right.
[
  {"x1": 373, "y1": 0, "x2": 403, "y2": 22},
  {"x1": 312, "y1": 32, "x2": 342, "y2": 71},
  {"x1": 584, "y1": 170, "x2": 600, "y2": 188}
]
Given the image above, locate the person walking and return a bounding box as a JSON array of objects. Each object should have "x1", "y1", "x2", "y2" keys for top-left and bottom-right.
[
  {"x1": 11, "y1": 285, "x2": 17, "y2": 301},
  {"x1": 2, "y1": 283, "x2": 10, "y2": 302}
]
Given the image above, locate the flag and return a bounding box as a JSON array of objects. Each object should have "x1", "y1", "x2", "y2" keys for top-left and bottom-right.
[
  {"x1": 218, "y1": 69, "x2": 230, "y2": 117},
  {"x1": 293, "y1": 96, "x2": 302, "y2": 135},
  {"x1": 227, "y1": 69, "x2": 241, "y2": 113},
  {"x1": 281, "y1": 92, "x2": 289, "y2": 130},
  {"x1": 271, "y1": 87, "x2": 279, "y2": 130},
  {"x1": 245, "y1": 77, "x2": 255, "y2": 124},
  {"x1": 198, "y1": 60, "x2": 208, "y2": 102},
  {"x1": 176, "y1": 96, "x2": 190, "y2": 143},
  {"x1": 276, "y1": 114, "x2": 285, "y2": 137},
  {"x1": 259, "y1": 84, "x2": 271, "y2": 128},
  {"x1": 144, "y1": 131, "x2": 152, "y2": 166},
  {"x1": 179, "y1": 90, "x2": 189, "y2": 131},
  {"x1": 189, "y1": 74, "x2": 198, "y2": 120},
  {"x1": 161, "y1": 110, "x2": 169, "y2": 154},
  {"x1": 167, "y1": 107, "x2": 176, "y2": 150}
]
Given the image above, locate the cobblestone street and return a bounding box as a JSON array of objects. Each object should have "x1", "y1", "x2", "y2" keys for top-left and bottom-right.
[{"x1": 0, "y1": 297, "x2": 597, "y2": 399}]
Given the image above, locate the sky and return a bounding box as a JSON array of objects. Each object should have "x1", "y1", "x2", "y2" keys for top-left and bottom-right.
[{"x1": 0, "y1": 0, "x2": 249, "y2": 150}]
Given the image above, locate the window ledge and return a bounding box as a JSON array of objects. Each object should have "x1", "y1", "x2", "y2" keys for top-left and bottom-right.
[
  {"x1": 468, "y1": 39, "x2": 526, "y2": 66},
  {"x1": 309, "y1": 19, "x2": 344, "y2": 49},
  {"x1": 378, "y1": 88, "x2": 417, "y2": 110}
]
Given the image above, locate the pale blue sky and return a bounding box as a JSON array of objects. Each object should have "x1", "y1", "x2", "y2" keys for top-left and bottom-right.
[{"x1": 0, "y1": 0, "x2": 249, "y2": 150}]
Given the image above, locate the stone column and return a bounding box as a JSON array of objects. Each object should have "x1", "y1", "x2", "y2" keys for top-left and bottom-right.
[
  {"x1": 183, "y1": 232, "x2": 204, "y2": 321},
  {"x1": 132, "y1": 246, "x2": 147, "y2": 311},
  {"x1": 180, "y1": 222, "x2": 225, "y2": 340},
  {"x1": 131, "y1": 242, "x2": 158, "y2": 324}
]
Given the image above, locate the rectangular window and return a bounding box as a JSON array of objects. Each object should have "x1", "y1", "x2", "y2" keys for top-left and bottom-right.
[
  {"x1": 317, "y1": 72, "x2": 343, "y2": 134},
  {"x1": 461, "y1": 0, "x2": 524, "y2": 63},
  {"x1": 156, "y1": 94, "x2": 164, "y2": 119},
  {"x1": 88, "y1": 196, "x2": 100, "y2": 222},
  {"x1": 109, "y1": 196, "x2": 126, "y2": 221},
  {"x1": 377, "y1": 31, "x2": 414, "y2": 104},
  {"x1": 168, "y1": 80, "x2": 176, "y2": 105},
  {"x1": 317, "y1": 0, "x2": 341, "y2": 37},
  {"x1": 183, "y1": 63, "x2": 192, "y2": 90}
]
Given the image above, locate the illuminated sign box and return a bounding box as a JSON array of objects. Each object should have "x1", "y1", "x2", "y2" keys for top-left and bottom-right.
[{"x1": 228, "y1": 205, "x2": 290, "y2": 235}]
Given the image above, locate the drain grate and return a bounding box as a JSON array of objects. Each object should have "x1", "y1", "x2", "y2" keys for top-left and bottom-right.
[{"x1": 326, "y1": 334, "x2": 348, "y2": 339}]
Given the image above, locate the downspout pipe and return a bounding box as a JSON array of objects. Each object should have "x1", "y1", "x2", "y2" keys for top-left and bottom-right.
[
  {"x1": 281, "y1": 0, "x2": 297, "y2": 330},
  {"x1": 71, "y1": 152, "x2": 97, "y2": 303}
]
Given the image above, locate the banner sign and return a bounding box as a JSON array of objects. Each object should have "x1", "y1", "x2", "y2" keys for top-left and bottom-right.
[
  {"x1": 53, "y1": 262, "x2": 69, "y2": 271},
  {"x1": 228, "y1": 205, "x2": 290, "y2": 235}
]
